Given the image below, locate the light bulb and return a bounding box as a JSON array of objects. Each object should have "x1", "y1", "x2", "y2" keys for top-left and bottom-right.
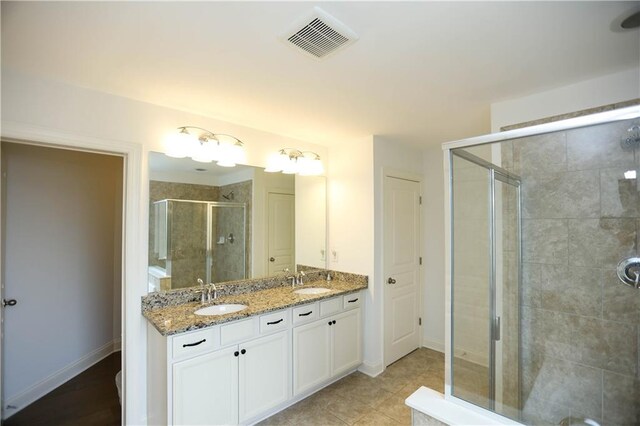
[{"x1": 165, "y1": 129, "x2": 196, "y2": 158}]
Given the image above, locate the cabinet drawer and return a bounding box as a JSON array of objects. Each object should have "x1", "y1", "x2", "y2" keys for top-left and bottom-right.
[
  {"x1": 343, "y1": 293, "x2": 362, "y2": 310},
  {"x1": 320, "y1": 297, "x2": 341, "y2": 317},
  {"x1": 259, "y1": 310, "x2": 290, "y2": 334},
  {"x1": 220, "y1": 318, "x2": 256, "y2": 347},
  {"x1": 172, "y1": 328, "x2": 218, "y2": 360},
  {"x1": 292, "y1": 302, "x2": 319, "y2": 325}
]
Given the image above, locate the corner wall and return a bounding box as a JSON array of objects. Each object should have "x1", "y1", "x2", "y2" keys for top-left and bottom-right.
[{"x1": 327, "y1": 136, "x2": 376, "y2": 371}]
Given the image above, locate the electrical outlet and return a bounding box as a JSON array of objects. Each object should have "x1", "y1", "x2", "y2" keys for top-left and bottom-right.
[{"x1": 331, "y1": 249, "x2": 339, "y2": 262}]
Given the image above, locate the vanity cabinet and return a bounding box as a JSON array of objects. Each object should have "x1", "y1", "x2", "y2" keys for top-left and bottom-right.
[
  {"x1": 173, "y1": 346, "x2": 238, "y2": 425},
  {"x1": 171, "y1": 330, "x2": 290, "y2": 425},
  {"x1": 238, "y1": 331, "x2": 290, "y2": 422},
  {"x1": 293, "y1": 299, "x2": 362, "y2": 396},
  {"x1": 147, "y1": 292, "x2": 363, "y2": 425}
]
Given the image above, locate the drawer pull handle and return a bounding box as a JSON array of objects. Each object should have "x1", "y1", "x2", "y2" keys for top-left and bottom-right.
[
  {"x1": 348, "y1": 298, "x2": 358, "y2": 303},
  {"x1": 298, "y1": 311, "x2": 313, "y2": 317},
  {"x1": 267, "y1": 319, "x2": 284, "y2": 325},
  {"x1": 183, "y1": 339, "x2": 206, "y2": 348}
]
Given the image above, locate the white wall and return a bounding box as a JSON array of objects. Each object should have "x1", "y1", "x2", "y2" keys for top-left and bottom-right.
[
  {"x1": 491, "y1": 67, "x2": 640, "y2": 132},
  {"x1": 2, "y1": 143, "x2": 122, "y2": 415},
  {"x1": 327, "y1": 136, "x2": 376, "y2": 371},
  {"x1": 0, "y1": 70, "x2": 327, "y2": 424}
]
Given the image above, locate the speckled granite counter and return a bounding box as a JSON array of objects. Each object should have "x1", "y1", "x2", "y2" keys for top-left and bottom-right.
[{"x1": 143, "y1": 276, "x2": 367, "y2": 336}]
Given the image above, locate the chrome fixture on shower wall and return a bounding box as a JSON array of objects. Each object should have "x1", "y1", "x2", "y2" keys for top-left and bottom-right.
[
  {"x1": 617, "y1": 257, "x2": 640, "y2": 289},
  {"x1": 164, "y1": 126, "x2": 246, "y2": 167},
  {"x1": 620, "y1": 123, "x2": 640, "y2": 150},
  {"x1": 265, "y1": 148, "x2": 324, "y2": 175}
]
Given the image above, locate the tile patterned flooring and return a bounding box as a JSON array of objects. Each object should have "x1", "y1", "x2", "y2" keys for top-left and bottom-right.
[{"x1": 259, "y1": 348, "x2": 445, "y2": 426}]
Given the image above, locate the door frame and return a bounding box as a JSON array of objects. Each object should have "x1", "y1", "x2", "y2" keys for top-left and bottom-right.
[
  {"x1": 0, "y1": 121, "x2": 145, "y2": 424},
  {"x1": 381, "y1": 168, "x2": 423, "y2": 367}
]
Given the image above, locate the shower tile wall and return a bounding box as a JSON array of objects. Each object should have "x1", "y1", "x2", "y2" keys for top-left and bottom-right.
[
  {"x1": 503, "y1": 120, "x2": 640, "y2": 425},
  {"x1": 212, "y1": 180, "x2": 252, "y2": 282}
]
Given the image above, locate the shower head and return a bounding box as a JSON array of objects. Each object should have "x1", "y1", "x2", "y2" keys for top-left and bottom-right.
[{"x1": 620, "y1": 124, "x2": 640, "y2": 150}]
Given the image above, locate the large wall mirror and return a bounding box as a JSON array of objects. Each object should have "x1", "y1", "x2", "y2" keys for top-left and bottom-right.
[{"x1": 147, "y1": 152, "x2": 327, "y2": 292}]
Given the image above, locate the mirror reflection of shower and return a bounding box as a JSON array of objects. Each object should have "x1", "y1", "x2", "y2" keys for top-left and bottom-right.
[{"x1": 150, "y1": 199, "x2": 247, "y2": 290}]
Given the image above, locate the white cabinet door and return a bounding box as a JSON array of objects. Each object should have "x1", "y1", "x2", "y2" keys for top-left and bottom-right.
[
  {"x1": 293, "y1": 318, "x2": 331, "y2": 395},
  {"x1": 332, "y1": 308, "x2": 362, "y2": 376},
  {"x1": 238, "y1": 331, "x2": 291, "y2": 422},
  {"x1": 172, "y1": 347, "x2": 239, "y2": 425}
]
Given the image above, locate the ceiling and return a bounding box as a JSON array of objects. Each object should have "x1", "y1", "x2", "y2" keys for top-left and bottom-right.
[{"x1": 2, "y1": 1, "x2": 639, "y2": 148}]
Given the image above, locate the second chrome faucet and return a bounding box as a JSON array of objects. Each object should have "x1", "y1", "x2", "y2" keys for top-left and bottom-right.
[{"x1": 197, "y1": 278, "x2": 218, "y2": 305}]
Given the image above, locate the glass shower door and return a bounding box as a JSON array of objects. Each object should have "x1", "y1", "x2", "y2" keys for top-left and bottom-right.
[
  {"x1": 451, "y1": 152, "x2": 493, "y2": 410},
  {"x1": 451, "y1": 149, "x2": 521, "y2": 416}
]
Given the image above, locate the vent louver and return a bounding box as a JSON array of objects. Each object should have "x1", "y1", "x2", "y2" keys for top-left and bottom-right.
[{"x1": 282, "y1": 7, "x2": 358, "y2": 59}]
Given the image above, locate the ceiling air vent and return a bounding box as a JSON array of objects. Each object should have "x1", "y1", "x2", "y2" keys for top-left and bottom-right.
[{"x1": 282, "y1": 7, "x2": 358, "y2": 59}]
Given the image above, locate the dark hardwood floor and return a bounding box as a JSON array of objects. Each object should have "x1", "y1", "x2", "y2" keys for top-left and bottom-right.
[{"x1": 4, "y1": 351, "x2": 122, "y2": 426}]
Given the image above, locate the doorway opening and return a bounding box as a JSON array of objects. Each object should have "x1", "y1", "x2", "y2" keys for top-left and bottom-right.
[{"x1": 1, "y1": 142, "x2": 124, "y2": 424}]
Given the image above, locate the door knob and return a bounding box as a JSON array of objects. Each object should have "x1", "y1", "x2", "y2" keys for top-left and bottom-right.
[
  {"x1": 269, "y1": 257, "x2": 275, "y2": 262},
  {"x1": 3, "y1": 299, "x2": 17, "y2": 307},
  {"x1": 387, "y1": 278, "x2": 396, "y2": 284}
]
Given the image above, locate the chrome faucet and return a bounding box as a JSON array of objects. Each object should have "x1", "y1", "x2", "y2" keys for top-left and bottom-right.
[
  {"x1": 208, "y1": 283, "x2": 218, "y2": 301},
  {"x1": 284, "y1": 268, "x2": 296, "y2": 288},
  {"x1": 197, "y1": 278, "x2": 207, "y2": 305},
  {"x1": 296, "y1": 270, "x2": 306, "y2": 285}
]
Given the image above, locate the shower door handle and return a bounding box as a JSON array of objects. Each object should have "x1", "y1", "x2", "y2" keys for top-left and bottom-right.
[{"x1": 493, "y1": 316, "x2": 501, "y2": 341}]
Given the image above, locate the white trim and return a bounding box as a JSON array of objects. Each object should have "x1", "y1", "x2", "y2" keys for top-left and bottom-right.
[
  {"x1": 442, "y1": 104, "x2": 640, "y2": 150},
  {"x1": 421, "y1": 340, "x2": 444, "y2": 353},
  {"x1": 357, "y1": 361, "x2": 384, "y2": 378},
  {"x1": 3, "y1": 340, "x2": 121, "y2": 419},
  {"x1": 0, "y1": 120, "x2": 147, "y2": 425}
]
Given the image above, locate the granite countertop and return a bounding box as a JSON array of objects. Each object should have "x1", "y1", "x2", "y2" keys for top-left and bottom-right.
[{"x1": 143, "y1": 279, "x2": 367, "y2": 336}]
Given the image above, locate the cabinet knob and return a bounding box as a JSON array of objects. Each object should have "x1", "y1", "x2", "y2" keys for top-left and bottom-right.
[
  {"x1": 332, "y1": 320, "x2": 336, "y2": 325},
  {"x1": 328, "y1": 321, "x2": 332, "y2": 326},
  {"x1": 234, "y1": 351, "x2": 239, "y2": 357},
  {"x1": 240, "y1": 349, "x2": 246, "y2": 355},
  {"x1": 269, "y1": 257, "x2": 275, "y2": 262}
]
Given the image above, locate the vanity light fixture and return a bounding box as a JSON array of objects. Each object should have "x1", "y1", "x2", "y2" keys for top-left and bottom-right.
[
  {"x1": 265, "y1": 148, "x2": 324, "y2": 176},
  {"x1": 164, "y1": 126, "x2": 246, "y2": 167}
]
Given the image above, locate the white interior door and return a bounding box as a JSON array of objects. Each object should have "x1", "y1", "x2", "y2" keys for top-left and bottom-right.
[
  {"x1": 383, "y1": 175, "x2": 421, "y2": 366},
  {"x1": 267, "y1": 192, "x2": 294, "y2": 275}
]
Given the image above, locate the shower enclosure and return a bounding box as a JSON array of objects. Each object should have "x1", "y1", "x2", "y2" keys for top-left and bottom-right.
[
  {"x1": 446, "y1": 106, "x2": 640, "y2": 425},
  {"x1": 150, "y1": 199, "x2": 247, "y2": 289}
]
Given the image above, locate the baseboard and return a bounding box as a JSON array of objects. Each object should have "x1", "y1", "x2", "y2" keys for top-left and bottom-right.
[
  {"x1": 3, "y1": 339, "x2": 121, "y2": 419},
  {"x1": 422, "y1": 339, "x2": 445, "y2": 353},
  {"x1": 358, "y1": 360, "x2": 384, "y2": 377},
  {"x1": 113, "y1": 337, "x2": 122, "y2": 352}
]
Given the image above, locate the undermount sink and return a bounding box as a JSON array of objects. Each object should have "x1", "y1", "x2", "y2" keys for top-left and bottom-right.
[
  {"x1": 294, "y1": 287, "x2": 332, "y2": 295},
  {"x1": 195, "y1": 304, "x2": 248, "y2": 316}
]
